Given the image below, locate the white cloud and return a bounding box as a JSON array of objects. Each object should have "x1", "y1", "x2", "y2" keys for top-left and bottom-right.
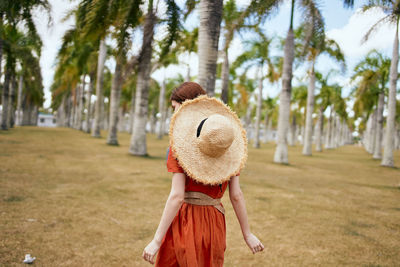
[{"x1": 327, "y1": 7, "x2": 395, "y2": 60}]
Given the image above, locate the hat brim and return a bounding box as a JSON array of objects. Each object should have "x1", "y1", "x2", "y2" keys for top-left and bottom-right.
[{"x1": 169, "y1": 95, "x2": 248, "y2": 185}]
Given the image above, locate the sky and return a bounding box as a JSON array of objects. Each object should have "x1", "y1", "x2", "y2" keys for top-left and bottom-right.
[{"x1": 32, "y1": 0, "x2": 396, "y2": 110}]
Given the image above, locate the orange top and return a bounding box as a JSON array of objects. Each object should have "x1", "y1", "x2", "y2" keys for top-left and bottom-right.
[{"x1": 155, "y1": 147, "x2": 237, "y2": 267}]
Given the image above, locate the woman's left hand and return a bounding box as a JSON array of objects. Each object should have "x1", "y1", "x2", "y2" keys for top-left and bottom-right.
[{"x1": 142, "y1": 239, "x2": 161, "y2": 264}]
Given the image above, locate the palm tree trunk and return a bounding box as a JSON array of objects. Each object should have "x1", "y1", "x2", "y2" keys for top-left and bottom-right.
[
  {"x1": 21, "y1": 95, "x2": 29, "y2": 126},
  {"x1": 117, "y1": 106, "x2": 124, "y2": 132},
  {"x1": 107, "y1": 55, "x2": 123, "y2": 145},
  {"x1": 381, "y1": 19, "x2": 398, "y2": 167},
  {"x1": 1, "y1": 67, "x2": 11, "y2": 130},
  {"x1": 129, "y1": 11, "x2": 155, "y2": 156},
  {"x1": 11, "y1": 77, "x2": 17, "y2": 127},
  {"x1": 373, "y1": 91, "x2": 384, "y2": 159},
  {"x1": 57, "y1": 94, "x2": 68, "y2": 127},
  {"x1": 331, "y1": 114, "x2": 337, "y2": 148},
  {"x1": 341, "y1": 122, "x2": 346, "y2": 146},
  {"x1": 77, "y1": 76, "x2": 86, "y2": 131},
  {"x1": 221, "y1": 49, "x2": 229, "y2": 104},
  {"x1": 128, "y1": 92, "x2": 135, "y2": 134},
  {"x1": 103, "y1": 101, "x2": 109, "y2": 130},
  {"x1": 92, "y1": 38, "x2": 107, "y2": 137},
  {"x1": 68, "y1": 94, "x2": 73, "y2": 127},
  {"x1": 16, "y1": 75, "x2": 23, "y2": 126},
  {"x1": 302, "y1": 62, "x2": 315, "y2": 155},
  {"x1": 150, "y1": 107, "x2": 157, "y2": 134},
  {"x1": 364, "y1": 113, "x2": 371, "y2": 150},
  {"x1": 0, "y1": 39, "x2": 2, "y2": 81},
  {"x1": 315, "y1": 107, "x2": 324, "y2": 152},
  {"x1": 267, "y1": 118, "x2": 272, "y2": 142},
  {"x1": 198, "y1": 0, "x2": 223, "y2": 96},
  {"x1": 336, "y1": 117, "x2": 341, "y2": 148},
  {"x1": 186, "y1": 62, "x2": 191, "y2": 81},
  {"x1": 73, "y1": 85, "x2": 80, "y2": 129},
  {"x1": 263, "y1": 114, "x2": 270, "y2": 143},
  {"x1": 85, "y1": 72, "x2": 95, "y2": 133},
  {"x1": 244, "y1": 100, "x2": 253, "y2": 142},
  {"x1": 273, "y1": 24, "x2": 294, "y2": 164},
  {"x1": 368, "y1": 110, "x2": 377, "y2": 153},
  {"x1": 254, "y1": 72, "x2": 263, "y2": 148},
  {"x1": 288, "y1": 114, "x2": 296, "y2": 146},
  {"x1": 294, "y1": 119, "x2": 299, "y2": 146},
  {"x1": 395, "y1": 123, "x2": 400, "y2": 150},
  {"x1": 31, "y1": 105, "x2": 38, "y2": 125},
  {"x1": 157, "y1": 79, "x2": 166, "y2": 139},
  {"x1": 326, "y1": 108, "x2": 333, "y2": 149},
  {"x1": 0, "y1": 15, "x2": 3, "y2": 80},
  {"x1": 7, "y1": 74, "x2": 17, "y2": 128}
]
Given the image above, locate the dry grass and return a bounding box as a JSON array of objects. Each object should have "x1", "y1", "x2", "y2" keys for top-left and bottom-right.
[{"x1": 1, "y1": 126, "x2": 399, "y2": 266}]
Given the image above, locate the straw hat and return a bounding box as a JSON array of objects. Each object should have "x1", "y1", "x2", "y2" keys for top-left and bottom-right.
[{"x1": 169, "y1": 95, "x2": 248, "y2": 185}]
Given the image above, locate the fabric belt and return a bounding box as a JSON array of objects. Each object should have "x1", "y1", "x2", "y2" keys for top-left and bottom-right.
[{"x1": 184, "y1": 191, "x2": 225, "y2": 215}]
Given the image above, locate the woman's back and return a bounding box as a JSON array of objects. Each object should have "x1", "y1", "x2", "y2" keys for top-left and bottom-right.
[
  {"x1": 156, "y1": 147, "x2": 228, "y2": 267},
  {"x1": 142, "y1": 84, "x2": 263, "y2": 266}
]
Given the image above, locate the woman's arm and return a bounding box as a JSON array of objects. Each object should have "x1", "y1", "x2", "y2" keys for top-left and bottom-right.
[
  {"x1": 229, "y1": 175, "x2": 264, "y2": 254},
  {"x1": 142, "y1": 172, "x2": 186, "y2": 264}
]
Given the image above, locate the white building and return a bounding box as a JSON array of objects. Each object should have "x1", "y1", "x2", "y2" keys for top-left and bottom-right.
[{"x1": 37, "y1": 113, "x2": 57, "y2": 127}]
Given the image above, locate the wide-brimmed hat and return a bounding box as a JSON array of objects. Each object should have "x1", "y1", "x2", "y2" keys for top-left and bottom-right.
[{"x1": 169, "y1": 95, "x2": 248, "y2": 185}]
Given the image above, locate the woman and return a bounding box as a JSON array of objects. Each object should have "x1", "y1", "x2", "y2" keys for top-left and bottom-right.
[{"x1": 142, "y1": 82, "x2": 264, "y2": 266}]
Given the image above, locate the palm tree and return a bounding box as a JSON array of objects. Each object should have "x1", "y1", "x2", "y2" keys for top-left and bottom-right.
[
  {"x1": 84, "y1": 68, "x2": 96, "y2": 133},
  {"x1": 151, "y1": 40, "x2": 179, "y2": 139},
  {"x1": 105, "y1": 1, "x2": 143, "y2": 145},
  {"x1": 273, "y1": 0, "x2": 327, "y2": 163},
  {"x1": 51, "y1": 22, "x2": 98, "y2": 131},
  {"x1": 197, "y1": 0, "x2": 223, "y2": 95},
  {"x1": 262, "y1": 96, "x2": 278, "y2": 143},
  {"x1": 289, "y1": 84, "x2": 308, "y2": 146},
  {"x1": 314, "y1": 71, "x2": 338, "y2": 152},
  {"x1": 75, "y1": 0, "x2": 117, "y2": 137},
  {"x1": 251, "y1": 0, "x2": 353, "y2": 163},
  {"x1": 324, "y1": 84, "x2": 348, "y2": 149},
  {"x1": 15, "y1": 45, "x2": 44, "y2": 127},
  {"x1": 173, "y1": 27, "x2": 198, "y2": 81},
  {"x1": 1, "y1": 25, "x2": 44, "y2": 129},
  {"x1": 91, "y1": 39, "x2": 107, "y2": 137},
  {"x1": 232, "y1": 32, "x2": 274, "y2": 148},
  {"x1": 298, "y1": 24, "x2": 346, "y2": 155},
  {"x1": 361, "y1": 1, "x2": 399, "y2": 167},
  {"x1": 0, "y1": 0, "x2": 50, "y2": 130},
  {"x1": 220, "y1": 0, "x2": 258, "y2": 104},
  {"x1": 351, "y1": 50, "x2": 390, "y2": 159},
  {"x1": 236, "y1": 74, "x2": 258, "y2": 142},
  {"x1": 129, "y1": 0, "x2": 181, "y2": 156}
]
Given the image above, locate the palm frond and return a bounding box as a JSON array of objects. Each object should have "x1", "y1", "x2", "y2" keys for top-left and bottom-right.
[
  {"x1": 362, "y1": 14, "x2": 392, "y2": 43},
  {"x1": 299, "y1": 0, "x2": 325, "y2": 56},
  {"x1": 160, "y1": 0, "x2": 182, "y2": 60},
  {"x1": 183, "y1": 0, "x2": 198, "y2": 20}
]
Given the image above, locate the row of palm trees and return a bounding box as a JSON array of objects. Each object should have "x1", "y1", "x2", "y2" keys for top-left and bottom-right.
[
  {"x1": 44, "y1": 0, "x2": 400, "y2": 168},
  {"x1": 1, "y1": 0, "x2": 399, "y2": 168},
  {"x1": 0, "y1": 0, "x2": 50, "y2": 130}
]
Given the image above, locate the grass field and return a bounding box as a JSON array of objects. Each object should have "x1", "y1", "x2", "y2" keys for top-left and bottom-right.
[{"x1": 1, "y1": 126, "x2": 399, "y2": 266}]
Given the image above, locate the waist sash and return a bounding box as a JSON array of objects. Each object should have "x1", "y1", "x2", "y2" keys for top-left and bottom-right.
[{"x1": 184, "y1": 191, "x2": 225, "y2": 215}]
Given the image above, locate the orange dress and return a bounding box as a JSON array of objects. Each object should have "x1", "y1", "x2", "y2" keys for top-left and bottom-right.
[{"x1": 155, "y1": 147, "x2": 237, "y2": 267}]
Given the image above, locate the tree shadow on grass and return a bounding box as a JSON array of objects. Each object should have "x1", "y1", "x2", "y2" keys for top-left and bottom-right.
[
  {"x1": 271, "y1": 162, "x2": 301, "y2": 169},
  {"x1": 129, "y1": 154, "x2": 164, "y2": 161}
]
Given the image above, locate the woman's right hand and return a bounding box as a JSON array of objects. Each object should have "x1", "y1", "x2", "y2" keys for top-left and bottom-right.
[
  {"x1": 244, "y1": 233, "x2": 264, "y2": 254},
  {"x1": 142, "y1": 239, "x2": 161, "y2": 264}
]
